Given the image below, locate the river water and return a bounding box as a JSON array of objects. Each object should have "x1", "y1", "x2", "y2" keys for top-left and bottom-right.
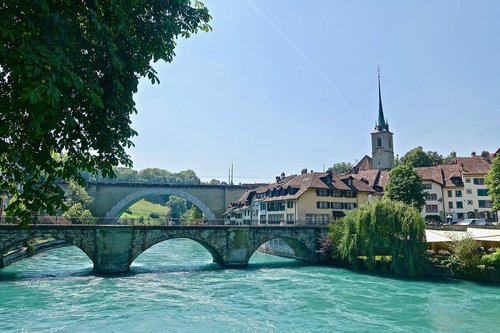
[{"x1": 0, "y1": 239, "x2": 499, "y2": 333}]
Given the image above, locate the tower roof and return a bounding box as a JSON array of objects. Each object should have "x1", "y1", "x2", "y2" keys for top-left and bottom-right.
[{"x1": 375, "y1": 73, "x2": 389, "y2": 132}]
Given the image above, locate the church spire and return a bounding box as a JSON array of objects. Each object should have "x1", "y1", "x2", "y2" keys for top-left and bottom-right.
[{"x1": 375, "y1": 67, "x2": 389, "y2": 132}]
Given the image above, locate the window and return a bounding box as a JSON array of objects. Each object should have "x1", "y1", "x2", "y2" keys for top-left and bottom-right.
[
  {"x1": 318, "y1": 214, "x2": 330, "y2": 224},
  {"x1": 467, "y1": 200, "x2": 473, "y2": 205},
  {"x1": 479, "y1": 200, "x2": 492, "y2": 208},
  {"x1": 465, "y1": 178, "x2": 471, "y2": 183},
  {"x1": 426, "y1": 205, "x2": 438, "y2": 212},
  {"x1": 331, "y1": 202, "x2": 343, "y2": 209},
  {"x1": 422, "y1": 183, "x2": 432, "y2": 190},
  {"x1": 260, "y1": 203, "x2": 266, "y2": 211},
  {"x1": 425, "y1": 193, "x2": 437, "y2": 200},
  {"x1": 305, "y1": 214, "x2": 316, "y2": 224},
  {"x1": 473, "y1": 178, "x2": 485, "y2": 185},
  {"x1": 344, "y1": 202, "x2": 357, "y2": 210},
  {"x1": 317, "y1": 201, "x2": 330, "y2": 209},
  {"x1": 456, "y1": 201, "x2": 463, "y2": 209},
  {"x1": 267, "y1": 201, "x2": 285, "y2": 212},
  {"x1": 447, "y1": 190, "x2": 452, "y2": 197},
  {"x1": 286, "y1": 213, "x2": 295, "y2": 222},
  {"x1": 477, "y1": 189, "x2": 489, "y2": 196},
  {"x1": 268, "y1": 214, "x2": 284, "y2": 223},
  {"x1": 377, "y1": 137, "x2": 382, "y2": 147},
  {"x1": 466, "y1": 189, "x2": 472, "y2": 194},
  {"x1": 455, "y1": 190, "x2": 462, "y2": 197},
  {"x1": 316, "y1": 189, "x2": 330, "y2": 197},
  {"x1": 448, "y1": 202, "x2": 453, "y2": 209},
  {"x1": 287, "y1": 201, "x2": 294, "y2": 208},
  {"x1": 345, "y1": 191, "x2": 356, "y2": 198}
]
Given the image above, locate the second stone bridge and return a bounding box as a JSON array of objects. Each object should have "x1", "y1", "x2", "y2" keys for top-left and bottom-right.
[{"x1": 0, "y1": 225, "x2": 328, "y2": 273}]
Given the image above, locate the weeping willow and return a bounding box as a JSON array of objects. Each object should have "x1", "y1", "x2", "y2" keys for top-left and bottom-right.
[{"x1": 336, "y1": 199, "x2": 426, "y2": 277}]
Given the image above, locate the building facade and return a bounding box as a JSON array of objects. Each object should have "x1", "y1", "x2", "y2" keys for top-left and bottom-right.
[{"x1": 225, "y1": 170, "x2": 373, "y2": 225}]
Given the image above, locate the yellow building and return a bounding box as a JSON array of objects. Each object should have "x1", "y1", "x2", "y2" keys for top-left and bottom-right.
[{"x1": 225, "y1": 169, "x2": 373, "y2": 225}]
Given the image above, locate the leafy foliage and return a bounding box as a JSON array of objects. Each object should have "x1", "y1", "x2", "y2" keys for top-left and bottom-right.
[
  {"x1": 481, "y1": 249, "x2": 500, "y2": 268},
  {"x1": 384, "y1": 164, "x2": 426, "y2": 211},
  {"x1": 165, "y1": 196, "x2": 188, "y2": 220},
  {"x1": 92, "y1": 167, "x2": 201, "y2": 184},
  {"x1": 448, "y1": 236, "x2": 482, "y2": 269},
  {"x1": 327, "y1": 162, "x2": 353, "y2": 174},
  {"x1": 181, "y1": 206, "x2": 204, "y2": 225},
  {"x1": 400, "y1": 146, "x2": 443, "y2": 167},
  {"x1": 0, "y1": 1, "x2": 211, "y2": 224},
  {"x1": 337, "y1": 200, "x2": 426, "y2": 277},
  {"x1": 485, "y1": 154, "x2": 500, "y2": 212},
  {"x1": 62, "y1": 181, "x2": 93, "y2": 222}
]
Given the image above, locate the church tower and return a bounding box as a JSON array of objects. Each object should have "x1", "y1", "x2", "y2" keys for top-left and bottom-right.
[{"x1": 371, "y1": 71, "x2": 394, "y2": 170}]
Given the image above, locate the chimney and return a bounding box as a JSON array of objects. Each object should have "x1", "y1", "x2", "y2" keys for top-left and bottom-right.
[
  {"x1": 276, "y1": 176, "x2": 281, "y2": 183},
  {"x1": 471, "y1": 151, "x2": 476, "y2": 157},
  {"x1": 301, "y1": 168, "x2": 307, "y2": 175},
  {"x1": 281, "y1": 172, "x2": 285, "y2": 180},
  {"x1": 310, "y1": 170, "x2": 314, "y2": 173}
]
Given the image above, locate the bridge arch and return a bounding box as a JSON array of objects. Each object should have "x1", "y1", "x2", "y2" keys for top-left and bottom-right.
[
  {"x1": 105, "y1": 188, "x2": 216, "y2": 221},
  {"x1": 129, "y1": 233, "x2": 224, "y2": 267},
  {"x1": 248, "y1": 235, "x2": 317, "y2": 263},
  {"x1": 0, "y1": 233, "x2": 95, "y2": 269}
]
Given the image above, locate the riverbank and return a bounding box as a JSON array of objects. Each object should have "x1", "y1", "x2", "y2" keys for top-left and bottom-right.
[{"x1": 259, "y1": 239, "x2": 500, "y2": 283}]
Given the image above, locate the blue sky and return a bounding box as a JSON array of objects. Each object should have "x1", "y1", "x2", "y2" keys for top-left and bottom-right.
[{"x1": 130, "y1": 0, "x2": 500, "y2": 183}]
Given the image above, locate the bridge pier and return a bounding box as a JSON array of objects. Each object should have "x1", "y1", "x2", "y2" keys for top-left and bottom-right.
[
  {"x1": 220, "y1": 228, "x2": 251, "y2": 267},
  {"x1": 92, "y1": 227, "x2": 133, "y2": 274}
]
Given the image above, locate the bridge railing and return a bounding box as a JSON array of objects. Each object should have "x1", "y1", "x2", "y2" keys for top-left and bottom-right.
[{"x1": 0, "y1": 215, "x2": 331, "y2": 227}]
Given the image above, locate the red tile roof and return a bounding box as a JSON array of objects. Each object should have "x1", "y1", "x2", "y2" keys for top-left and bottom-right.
[
  {"x1": 456, "y1": 156, "x2": 491, "y2": 175},
  {"x1": 354, "y1": 155, "x2": 373, "y2": 171}
]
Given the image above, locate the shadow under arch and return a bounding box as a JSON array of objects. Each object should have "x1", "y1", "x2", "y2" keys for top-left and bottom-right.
[
  {"x1": 0, "y1": 230, "x2": 98, "y2": 270},
  {"x1": 248, "y1": 236, "x2": 316, "y2": 263},
  {"x1": 130, "y1": 236, "x2": 224, "y2": 268},
  {"x1": 1, "y1": 239, "x2": 93, "y2": 269},
  {"x1": 104, "y1": 188, "x2": 216, "y2": 221}
]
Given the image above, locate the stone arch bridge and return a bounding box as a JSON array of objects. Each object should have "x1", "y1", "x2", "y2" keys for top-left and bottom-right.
[
  {"x1": 0, "y1": 225, "x2": 328, "y2": 273},
  {"x1": 84, "y1": 182, "x2": 253, "y2": 220}
]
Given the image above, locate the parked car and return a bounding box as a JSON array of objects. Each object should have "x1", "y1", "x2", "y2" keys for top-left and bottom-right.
[{"x1": 455, "y1": 218, "x2": 488, "y2": 226}]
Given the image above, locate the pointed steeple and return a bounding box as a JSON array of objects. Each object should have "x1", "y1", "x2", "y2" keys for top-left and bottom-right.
[{"x1": 375, "y1": 68, "x2": 389, "y2": 132}]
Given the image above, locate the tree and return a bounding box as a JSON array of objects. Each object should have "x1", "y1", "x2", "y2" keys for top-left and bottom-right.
[
  {"x1": 384, "y1": 164, "x2": 426, "y2": 211},
  {"x1": 62, "y1": 181, "x2": 93, "y2": 223},
  {"x1": 443, "y1": 151, "x2": 457, "y2": 164},
  {"x1": 327, "y1": 162, "x2": 353, "y2": 174},
  {"x1": 338, "y1": 199, "x2": 426, "y2": 277},
  {"x1": 181, "y1": 206, "x2": 204, "y2": 225},
  {"x1": 0, "y1": 1, "x2": 211, "y2": 224},
  {"x1": 165, "y1": 196, "x2": 187, "y2": 220},
  {"x1": 400, "y1": 146, "x2": 442, "y2": 167},
  {"x1": 485, "y1": 154, "x2": 500, "y2": 212}
]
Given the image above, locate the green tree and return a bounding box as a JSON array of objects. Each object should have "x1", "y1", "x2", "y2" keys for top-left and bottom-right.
[
  {"x1": 165, "y1": 196, "x2": 187, "y2": 220},
  {"x1": 384, "y1": 164, "x2": 426, "y2": 211},
  {"x1": 181, "y1": 206, "x2": 204, "y2": 225},
  {"x1": 64, "y1": 181, "x2": 93, "y2": 209},
  {"x1": 338, "y1": 199, "x2": 426, "y2": 277},
  {"x1": 0, "y1": 1, "x2": 211, "y2": 225},
  {"x1": 485, "y1": 154, "x2": 500, "y2": 212},
  {"x1": 443, "y1": 151, "x2": 457, "y2": 164},
  {"x1": 327, "y1": 162, "x2": 353, "y2": 174},
  {"x1": 62, "y1": 181, "x2": 93, "y2": 223},
  {"x1": 400, "y1": 146, "x2": 443, "y2": 167}
]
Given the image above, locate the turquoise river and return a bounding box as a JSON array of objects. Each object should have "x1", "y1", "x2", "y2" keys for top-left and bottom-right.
[{"x1": 1, "y1": 239, "x2": 499, "y2": 333}]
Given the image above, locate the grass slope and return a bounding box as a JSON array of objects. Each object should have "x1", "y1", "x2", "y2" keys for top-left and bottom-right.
[{"x1": 119, "y1": 199, "x2": 168, "y2": 219}]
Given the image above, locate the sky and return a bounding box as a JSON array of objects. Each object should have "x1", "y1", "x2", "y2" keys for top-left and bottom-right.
[{"x1": 130, "y1": 0, "x2": 500, "y2": 184}]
